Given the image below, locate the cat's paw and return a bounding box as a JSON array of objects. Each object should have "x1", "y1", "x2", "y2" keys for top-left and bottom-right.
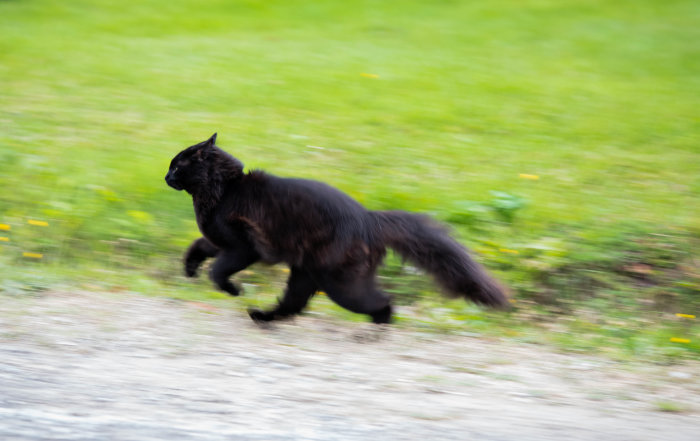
[
  {"x1": 222, "y1": 282, "x2": 240, "y2": 296},
  {"x1": 248, "y1": 308, "x2": 274, "y2": 322},
  {"x1": 184, "y1": 264, "x2": 199, "y2": 278}
]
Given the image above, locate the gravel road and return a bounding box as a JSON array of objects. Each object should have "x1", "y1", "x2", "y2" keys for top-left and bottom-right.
[{"x1": 1, "y1": 291, "x2": 698, "y2": 440}]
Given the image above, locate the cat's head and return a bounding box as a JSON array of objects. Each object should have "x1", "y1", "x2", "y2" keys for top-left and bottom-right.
[{"x1": 165, "y1": 133, "x2": 244, "y2": 193}]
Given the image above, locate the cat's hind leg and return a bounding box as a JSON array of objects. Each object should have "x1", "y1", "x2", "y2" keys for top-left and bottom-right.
[{"x1": 316, "y1": 268, "x2": 393, "y2": 324}]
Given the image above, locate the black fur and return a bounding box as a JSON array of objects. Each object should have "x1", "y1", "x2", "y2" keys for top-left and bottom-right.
[{"x1": 166, "y1": 134, "x2": 509, "y2": 324}]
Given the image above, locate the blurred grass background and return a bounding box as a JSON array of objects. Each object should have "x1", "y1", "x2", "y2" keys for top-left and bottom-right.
[{"x1": 1, "y1": 0, "x2": 698, "y2": 359}]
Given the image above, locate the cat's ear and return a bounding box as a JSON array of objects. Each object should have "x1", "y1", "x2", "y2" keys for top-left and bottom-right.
[
  {"x1": 204, "y1": 133, "x2": 217, "y2": 147},
  {"x1": 193, "y1": 133, "x2": 217, "y2": 159}
]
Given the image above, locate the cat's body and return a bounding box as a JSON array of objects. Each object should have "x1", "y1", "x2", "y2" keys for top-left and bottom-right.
[
  {"x1": 166, "y1": 134, "x2": 508, "y2": 324},
  {"x1": 197, "y1": 172, "x2": 380, "y2": 268}
]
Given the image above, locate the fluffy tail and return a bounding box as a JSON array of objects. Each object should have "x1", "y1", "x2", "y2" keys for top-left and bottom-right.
[{"x1": 370, "y1": 210, "x2": 509, "y2": 308}]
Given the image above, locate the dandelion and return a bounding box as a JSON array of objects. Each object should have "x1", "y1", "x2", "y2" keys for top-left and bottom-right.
[
  {"x1": 126, "y1": 210, "x2": 153, "y2": 223},
  {"x1": 675, "y1": 313, "x2": 695, "y2": 319},
  {"x1": 670, "y1": 337, "x2": 690, "y2": 344},
  {"x1": 28, "y1": 219, "x2": 49, "y2": 227},
  {"x1": 499, "y1": 248, "x2": 519, "y2": 254},
  {"x1": 0, "y1": 237, "x2": 9, "y2": 242},
  {"x1": 361, "y1": 73, "x2": 379, "y2": 79},
  {"x1": 0, "y1": 223, "x2": 10, "y2": 230},
  {"x1": 23, "y1": 252, "x2": 43, "y2": 259},
  {"x1": 519, "y1": 174, "x2": 539, "y2": 180}
]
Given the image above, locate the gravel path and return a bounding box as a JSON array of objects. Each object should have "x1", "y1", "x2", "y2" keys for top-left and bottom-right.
[{"x1": 1, "y1": 291, "x2": 698, "y2": 440}]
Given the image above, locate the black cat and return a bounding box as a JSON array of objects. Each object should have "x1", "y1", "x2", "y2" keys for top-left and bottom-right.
[{"x1": 165, "y1": 134, "x2": 508, "y2": 324}]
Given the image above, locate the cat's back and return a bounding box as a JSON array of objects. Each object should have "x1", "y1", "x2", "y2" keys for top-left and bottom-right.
[
  {"x1": 219, "y1": 170, "x2": 369, "y2": 231},
  {"x1": 277, "y1": 175, "x2": 366, "y2": 216}
]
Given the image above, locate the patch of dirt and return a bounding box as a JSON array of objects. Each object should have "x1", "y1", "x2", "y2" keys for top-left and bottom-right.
[{"x1": 1, "y1": 291, "x2": 698, "y2": 441}]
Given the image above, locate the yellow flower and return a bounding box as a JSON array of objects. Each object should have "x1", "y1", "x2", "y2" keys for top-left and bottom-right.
[
  {"x1": 670, "y1": 337, "x2": 690, "y2": 344},
  {"x1": 499, "y1": 248, "x2": 519, "y2": 254},
  {"x1": 126, "y1": 211, "x2": 153, "y2": 223},
  {"x1": 23, "y1": 252, "x2": 44, "y2": 259},
  {"x1": 0, "y1": 237, "x2": 9, "y2": 242},
  {"x1": 28, "y1": 220, "x2": 49, "y2": 227},
  {"x1": 519, "y1": 174, "x2": 539, "y2": 180},
  {"x1": 675, "y1": 313, "x2": 695, "y2": 319},
  {"x1": 0, "y1": 223, "x2": 10, "y2": 230},
  {"x1": 360, "y1": 73, "x2": 379, "y2": 78}
]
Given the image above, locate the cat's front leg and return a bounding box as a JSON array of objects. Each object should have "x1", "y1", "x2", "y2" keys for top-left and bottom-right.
[
  {"x1": 183, "y1": 237, "x2": 220, "y2": 277},
  {"x1": 209, "y1": 247, "x2": 259, "y2": 296}
]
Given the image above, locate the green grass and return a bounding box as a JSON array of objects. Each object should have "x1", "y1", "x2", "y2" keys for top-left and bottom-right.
[
  {"x1": 1, "y1": 0, "x2": 698, "y2": 359},
  {"x1": 655, "y1": 401, "x2": 688, "y2": 413}
]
